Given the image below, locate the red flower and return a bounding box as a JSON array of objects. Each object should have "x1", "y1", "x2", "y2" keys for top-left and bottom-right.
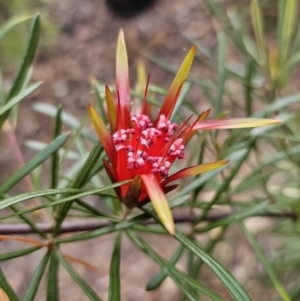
[{"x1": 89, "y1": 30, "x2": 280, "y2": 234}]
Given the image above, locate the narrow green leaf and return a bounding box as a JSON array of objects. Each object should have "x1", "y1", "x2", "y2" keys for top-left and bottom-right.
[
  {"x1": 202, "y1": 0, "x2": 245, "y2": 52},
  {"x1": 75, "y1": 199, "x2": 115, "y2": 219},
  {"x1": 251, "y1": 0, "x2": 267, "y2": 69},
  {"x1": 254, "y1": 93, "x2": 300, "y2": 117},
  {"x1": 255, "y1": 132, "x2": 300, "y2": 143},
  {"x1": 51, "y1": 107, "x2": 63, "y2": 189},
  {"x1": 22, "y1": 250, "x2": 51, "y2": 301},
  {"x1": 92, "y1": 83, "x2": 108, "y2": 125},
  {"x1": 0, "y1": 188, "x2": 80, "y2": 210},
  {"x1": 277, "y1": 0, "x2": 286, "y2": 52},
  {"x1": 169, "y1": 279, "x2": 199, "y2": 301},
  {"x1": 146, "y1": 244, "x2": 184, "y2": 291},
  {"x1": 216, "y1": 32, "x2": 226, "y2": 114},
  {"x1": 168, "y1": 195, "x2": 190, "y2": 209},
  {"x1": 108, "y1": 232, "x2": 122, "y2": 301},
  {"x1": 0, "y1": 246, "x2": 41, "y2": 261},
  {"x1": 25, "y1": 140, "x2": 79, "y2": 160},
  {"x1": 59, "y1": 114, "x2": 91, "y2": 164},
  {"x1": 147, "y1": 55, "x2": 215, "y2": 90},
  {"x1": 225, "y1": 6, "x2": 259, "y2": 61},
  {"x1": 0, "y1": 14, "x2": 40, "y2": 127},
  {"x1": 171, "y1": 82, "x2": 191, "y2": 120},
  {"x1": 187, "y1": 243, "x2": 198, "y2": 298},
  {"x1": 33, "y1": 103, "x2": 95, "y2": 141},
  {"x1": 174, "y1": 231, "x2": 252, "y2": 301},
  {"x1": 244, "y1": 59, "x2": 255, "y2": 116},
  {"x1": 0, "y1": 132, "x2": 69, "y2": 195},
  {"x1": 6, "y1": 15, "x2": 40, "y2": 102},
  {"x1": 0, "y1": 82, "x2": 41, "y2": 115},
  {"x1": 278, "y1": 0, "x2": 297, "y2": 68},
  {"x1": 191, "y1": 139, "x2": 207, "y2": 203},
  {"x1": 140, "y1": 208, "x2": 252, "y2": 301},
  {"x1": 0, "y1": 182, "x2": 129, "y2": 219},
  {"x1": 195, "y1": 201, "x2": 268, "y2": 233},
  {"x1": 0, "y1": 268, "x2": 20, "y2": 301},
  {"x1": 53, "y1": 142, "x2": 103, "y2": 236},
  {"x1": 174, "y1": 147, "x2": 249, "y2": 199},
  {"x1": 131, "y1": 224, "x2": 167, "y2": 234},
  {"x1": 56, "y1": 250, "x2": 103, "y2": 301},
  {"x1": 234, "y1": 144, "x2": 300, "y2": 187},
  {"x1": 0, "y1": 71, "x2": 4, "y2": 106},
  {"x1": 128, "y1": 232, "x2": 196, "y2": 301},
  {"x1": 47, "y1": 251, "x2": 60, "y2": 301},
  {"x1": 232, "y1": 171, "x2": 274, "y2": 194},
  {"x1": 290, "y1": 23, "x2": 300, "y2": 66},
  {"x1": 240, "y1": 223, "x2": 291, "y2": 301},
  {"x1": 0, "y1": 15, "x2": 31, "y2": 40},
  {"x1": 127, "y1": 231, "x2": 228, "y2": 301},
  {"x1": 191, "y1": 227, "x2": 227, "y2": 278}
]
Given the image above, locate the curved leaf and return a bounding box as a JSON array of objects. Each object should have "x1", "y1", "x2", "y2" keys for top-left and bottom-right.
[
  {"x1": 240, "y1": 223, "x2": 291, "y2": 301},
  {"x1": 6, "y1": 15, "x2": 40, "y2": 102},
  {"x1": 0, "y1": 82, "x2": 41, "y2": 115},
  {"x1": 47, "y1": 251, "x2": 60, "y2": 301},
  {"x1": 0, "y1": 246, "x2": 41, "y2": 261},
  {"x1": 146, "y1": 244, "x2": 184, "y2": 291},
  {"x1": 22, "y1": 250, "x2": 51, "y2": 301},
  {"x1": 0, "y1": 181, "x2": 130, "y2": 220},
  {"x1": 0, "y1": 268, "x2": 19, "y2": 301},
  {"x1": 128, "y1": 231, "x2": 228, "y2": 301},
  {"x1": 174, "y1": 231, "x2": 252, "y2": 301},
  {"x1": 0, "y1": 15, "x2": 31, "y2": 41},
  {"x1": 108, "y1": 233, "x2": 122, "y2": 301}
]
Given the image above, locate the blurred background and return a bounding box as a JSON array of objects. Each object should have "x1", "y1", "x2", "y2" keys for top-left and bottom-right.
[{"x1": 1, "y1": 0, "x2": 300, "y2": 300}]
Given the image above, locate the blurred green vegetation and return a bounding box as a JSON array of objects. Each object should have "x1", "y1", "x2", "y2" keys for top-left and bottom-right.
[{"x1": 0, "y1": 0, "x2": 59, "y2": 70}]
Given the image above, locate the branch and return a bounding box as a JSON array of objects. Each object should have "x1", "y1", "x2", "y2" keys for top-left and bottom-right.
[{"x1": 0, "y1": 211, "x2": 296, "y2": 235}]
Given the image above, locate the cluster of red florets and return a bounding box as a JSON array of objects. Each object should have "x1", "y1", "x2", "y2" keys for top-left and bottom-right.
[{"x1": 112, "y1": 114, "x2": 186, "y2": 178}]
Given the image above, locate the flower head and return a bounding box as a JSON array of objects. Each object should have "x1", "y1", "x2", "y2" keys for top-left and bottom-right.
[{"x1": 89, "y1": 30, "x2": 280, "y2": 234}]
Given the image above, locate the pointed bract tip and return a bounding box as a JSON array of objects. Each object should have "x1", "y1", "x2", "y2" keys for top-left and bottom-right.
[
  {"x1": 164, "y1": 219, "x2": 175, "y2": 235},
  {"x1": 87, "y1": 104, "x2": 96, "y2": 116},
  {"x1": 140, "y1": 174, "x2": 175, "y2": 235},
  {"x1": 116, "y1": 28, "x2": 131, "y2": 128},
  {"x1": 116, "y1": 29, "x2": 128, "y2": 71},
  {"x1": 193, "y1": 118, "x2": 282, "y2": 130},
  {"x1": 157, "y1": 44, "x2": 196, "y2": 120},
  {"x1": 161, "y1": 160, "x2": 230, "y2": 187},
  {"x1": 118, "y1": 28, "x2": 125, "y2": 39}
]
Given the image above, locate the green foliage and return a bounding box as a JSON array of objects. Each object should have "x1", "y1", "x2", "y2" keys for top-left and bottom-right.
[
  {"x1": 0, "y1": 0, "x2": 59, "y2": 66},
  {"x1": 1, "y1": 2, "x2": 300, "y2": 300},
  {"x1": 202, "y1": 0, "x2": 299, "y2": 98}
]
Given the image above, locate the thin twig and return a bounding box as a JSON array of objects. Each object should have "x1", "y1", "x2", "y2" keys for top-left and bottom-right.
[{"x1": 0, "y1": 211, "x2": 296, "y2": 235}]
